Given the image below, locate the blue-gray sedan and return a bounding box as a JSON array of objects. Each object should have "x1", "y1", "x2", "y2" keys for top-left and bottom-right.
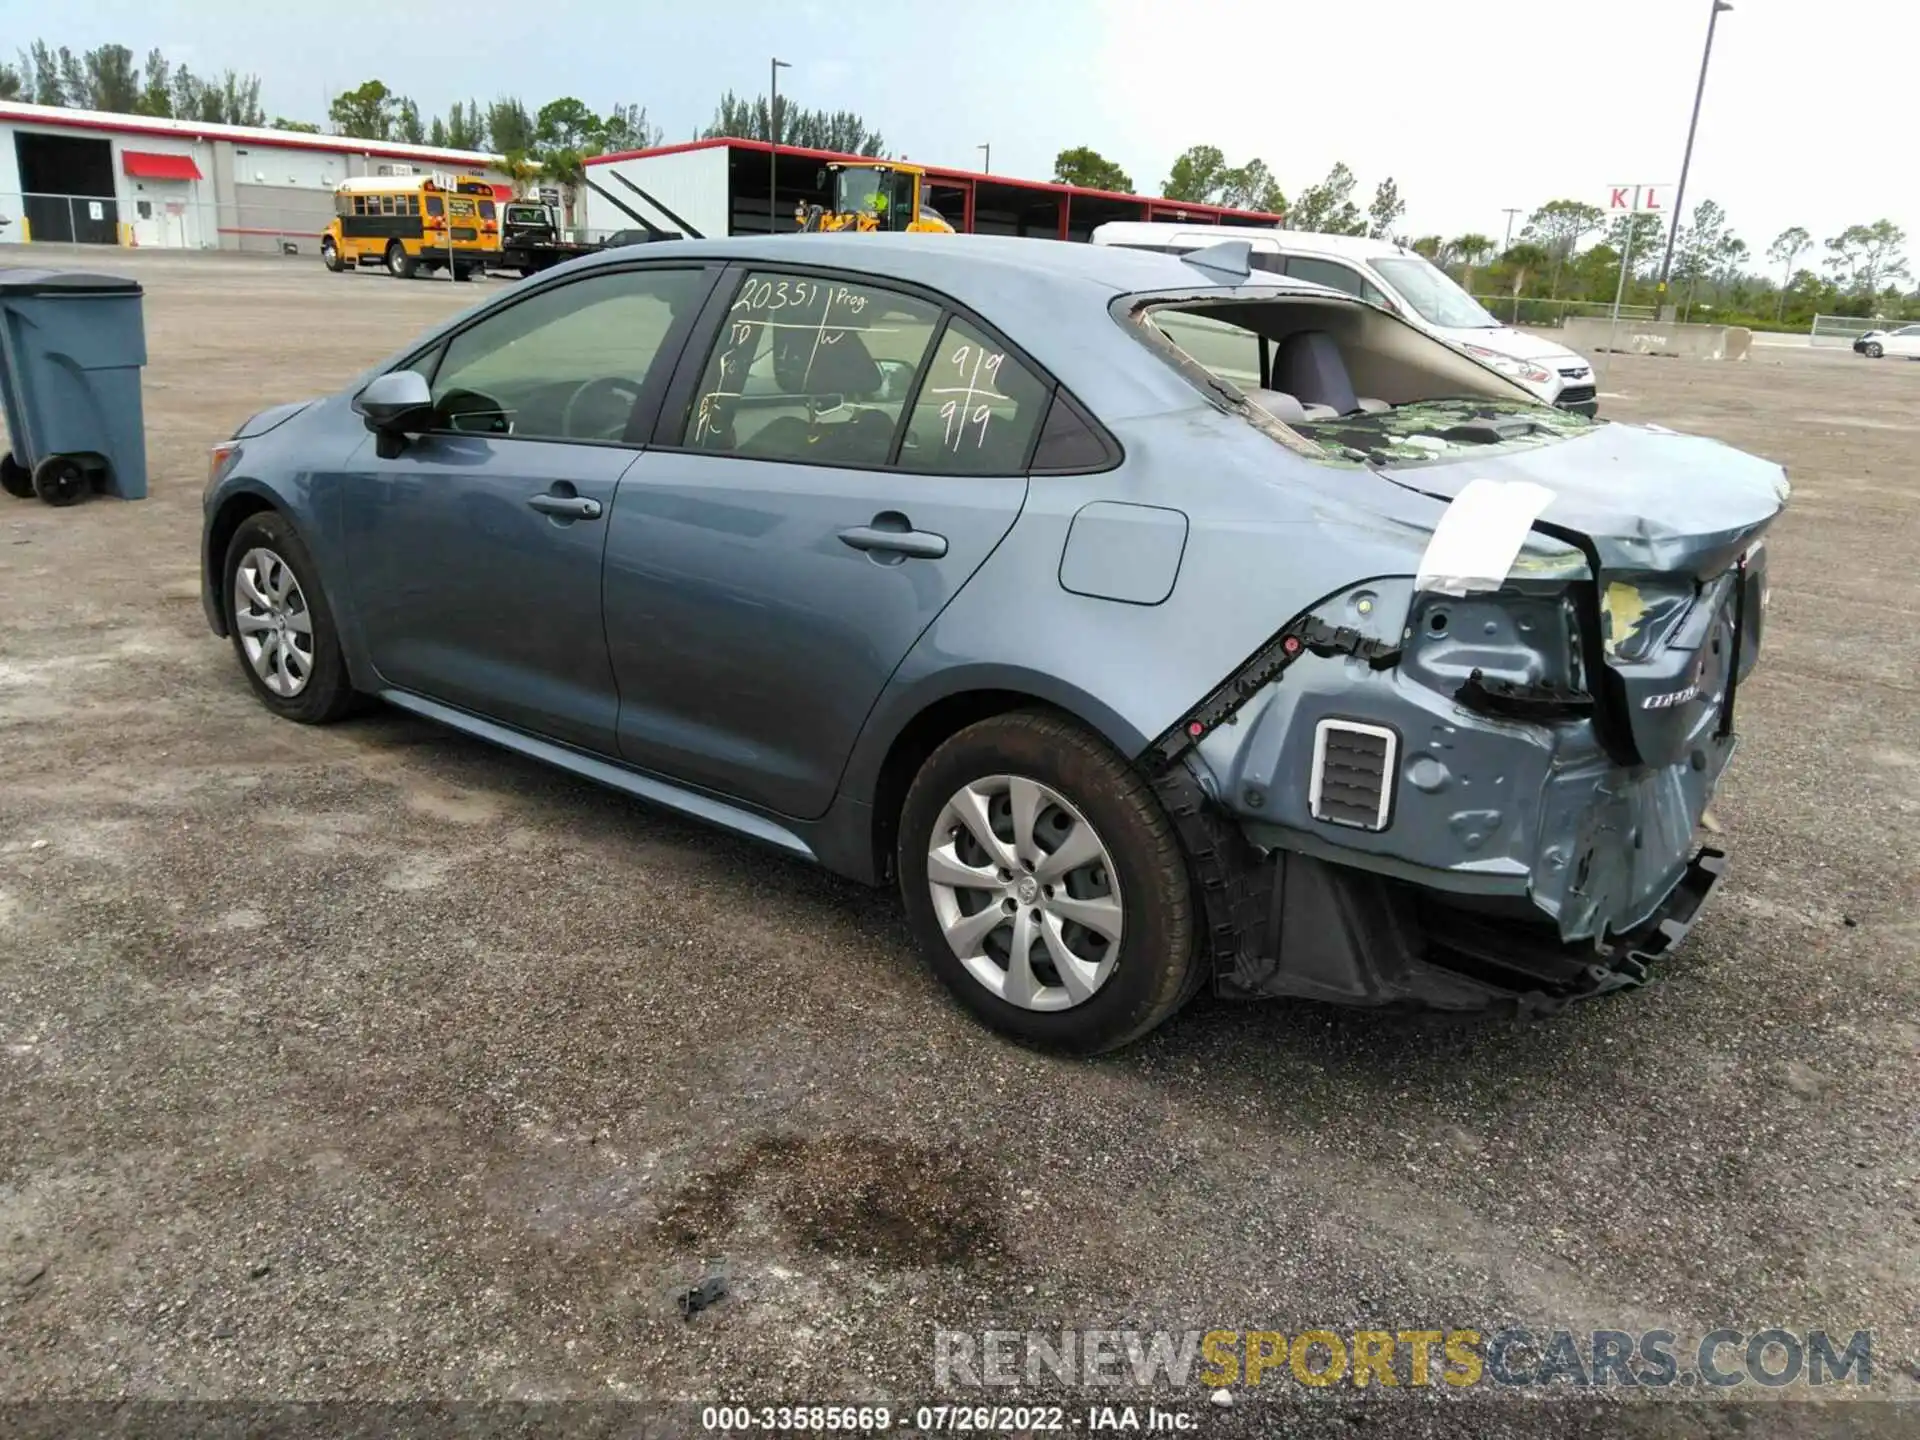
[{"x1": 202, "y1": 233, "x2": 1786, "y2": 1051}]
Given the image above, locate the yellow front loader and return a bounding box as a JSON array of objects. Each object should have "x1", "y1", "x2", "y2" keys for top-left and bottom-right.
[{"x1": 795, "y1": 162, "x2": 955, "y2": 235}]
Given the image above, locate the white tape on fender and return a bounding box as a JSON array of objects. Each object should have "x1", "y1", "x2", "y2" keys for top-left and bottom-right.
[{"x1": 1414, "y1": 478, "x2": 1557, "y2": 596}]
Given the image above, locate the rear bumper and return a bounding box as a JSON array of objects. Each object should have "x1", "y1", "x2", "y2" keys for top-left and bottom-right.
[{"x1": 1157, "y1": 760, "x2": 1727, "y2": 1010}]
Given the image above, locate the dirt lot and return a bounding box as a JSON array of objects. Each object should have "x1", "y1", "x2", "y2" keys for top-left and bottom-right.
[{"x1": 0, "y1": 250, "x2": 1915, "y2": 1433}]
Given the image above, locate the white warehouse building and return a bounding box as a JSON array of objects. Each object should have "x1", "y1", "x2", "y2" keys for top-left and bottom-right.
[{"x1": 0, "y1": 100, "x2": 510, "y2": 255}]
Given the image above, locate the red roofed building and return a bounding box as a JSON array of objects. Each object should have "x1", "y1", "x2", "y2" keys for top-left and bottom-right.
[{"x1": 582, "y1": 138, "x2": 1282, "y2": 243}]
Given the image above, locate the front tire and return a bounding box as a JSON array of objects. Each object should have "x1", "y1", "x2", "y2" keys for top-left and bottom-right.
[
  {"x1": 223, "y1": 511, "x2": 358, "y2": 724},
  {"x1": 897, "y1": 711, "x2": 1197, "y2": 1054},
  {"x1": 385, "y1": 241, "x2": 416, "y2": 279},
  {"x1": 322, "y1": 238, "x2": 345, "y2": 273},
  {"x1": 1865, "y1": 341, "x2": 1883, "y2": 358}
]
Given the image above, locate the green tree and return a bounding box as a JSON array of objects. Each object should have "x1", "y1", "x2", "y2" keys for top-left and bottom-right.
[
  {"x1": 601, "y1": 103, "x2": 661, "y2": 152},
  {"x1": 428, "y1": 116, "x2": 449, "y2": 148},
  {"x1": 1825, "y1": 220, "x2": 1908, "y2": 297},
  {"x1": 272, "y1": 117, "x2": 322, "y2": 134},
  {"x1": 136, "y1": 49, "x2": 172, "y2": 116},
  {"x1": 1495, "y1": 241, "x2": 1552, "y2": 315},
  {"x1": 1766, "y1": 226, "x2": 1810, "y2": 319},
  {"x1": 1366, "y1": 177, "x2": 1404, "y2": 239},
  {"x1": 22, "y1": 41, "x2": 63, "y2": 105},
  {"x1": 444, "y1": 100, "x2": 486, "y2": 151},
  {"x1": 1054, "y1": 145, "x2": 1133, "y2": 194},
  {"x1": 1220, "y1": 158, "x2": 1284, "y2": 215},
  {"x1": 699, "y1": 91, "x2": 883, "y2": 156},
  {"x1": 1450, "y1": 232, "x2": 1495, "y2": 285},
  {"x1": 71, "y1": 44, "x2": 141, "y2": 112},
  {"x1": 329, "y1": 79, "x2": 396, "y2": 139},
  {"x1": 536, "y1": 96, "x2": 602, "y2": 152},
  {"x1": 487, "y1": 97, "x2": 537, "y2": 155},
  {"x1": 1289, "y1": 162, "x2": 1364, "y2": 234},
  {"x1": 0, "y1": 60, "x2": 20, "y2": 102},
  {"x1": 1161, "y1": 144, "x2": 1229, "y2": 203},
  {"x1": 1673, "y1": 199, "x2": 1730, "y2": 316},
  {"x1": 1604, "y1": 211, "x2": 1664, "y2": 276},
  {"x1": 1409, "y1": 234, "x2": 1445, "y2": 261},
  {"x1": 395, "y1": 97, "x2": 425, "y2": 145},
  {"x1": 1521, "y1": 199, "x2": 1605, "y2": 295}
]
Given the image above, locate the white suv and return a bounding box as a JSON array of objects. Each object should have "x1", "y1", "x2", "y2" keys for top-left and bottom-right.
[{"x1": 1089, "y1": 223, "x2": 1598, "y2": 416}]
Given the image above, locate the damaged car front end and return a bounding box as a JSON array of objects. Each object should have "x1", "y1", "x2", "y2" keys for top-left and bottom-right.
[{"x1": 1121, "y1": 289, "x2": 1785, "y2": 1013}]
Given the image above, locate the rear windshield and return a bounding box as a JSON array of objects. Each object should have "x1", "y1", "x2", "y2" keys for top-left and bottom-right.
[
  {"x1": 1125, "y1": 293, "x2": 1590, "y2": 465},
  {"x1": 506, "y1": 205, "x2": 547, "y2": 224}
]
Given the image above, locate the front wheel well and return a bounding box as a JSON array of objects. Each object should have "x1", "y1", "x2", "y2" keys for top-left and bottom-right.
[
  {"x1": 205, "y1": 492, "x2": 280, "y2": 630},
  {"x1": 868, "y1": 689, "x2": 1088, "y2": 883}
]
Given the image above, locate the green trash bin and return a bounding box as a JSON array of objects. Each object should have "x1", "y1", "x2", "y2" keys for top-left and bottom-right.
[{"x1": 0, "y1": 269, "x2": 148, "y2": 506}]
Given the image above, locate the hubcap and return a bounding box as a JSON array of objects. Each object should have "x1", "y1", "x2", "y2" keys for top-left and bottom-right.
[
  {"x1": 233, "y1": 546, "x2": 315, "y2": 697},
  {"x1": 927, "y1": 775, "x2": 1124, "y2": 1012}
]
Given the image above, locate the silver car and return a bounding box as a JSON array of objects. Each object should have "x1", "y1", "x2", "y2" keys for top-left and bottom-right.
[{"x1": 201, "y1": 233, "x2": 1786, "y2": 1051}]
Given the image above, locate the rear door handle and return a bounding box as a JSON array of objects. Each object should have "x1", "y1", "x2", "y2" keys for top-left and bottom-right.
[
  {"x1": 527, "y1": 492, "x2": 602, "y2": 520},
  {"x1": 839, "y1": 513, "x2": 947, "y2": 560}
]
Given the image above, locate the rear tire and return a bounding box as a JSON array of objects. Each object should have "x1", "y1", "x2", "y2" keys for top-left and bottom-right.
[
  {"x1": 222, "y1": 511, "x2": 359, "y2": 725},
  {"x1": 0, "y1": 453, "x2": 31, "y2": 499},
  {"x1": 454, "y1": 264, "x2": 474, "y2": 282},
  {"x1": 385, "y1": 241, "x2": 416, "y2": 279},
  {"x1": 896, "y1": 711, "x2": 1198, "y2": 1054},
  {"x1": 31, "y1": 454, "x2": 88, "y2": 506}
]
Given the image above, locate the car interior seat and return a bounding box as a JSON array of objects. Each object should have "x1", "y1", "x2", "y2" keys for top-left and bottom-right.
[{"x1": 1271, "y1": 331, "x2": 1390, "y2": 418}]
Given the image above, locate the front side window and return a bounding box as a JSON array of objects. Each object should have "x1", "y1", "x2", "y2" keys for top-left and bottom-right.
[
  {"x1": 687, "y1": 270, "x2": 942, "y2": 466},
  {"x1": 425, "y1": 196, "x2": 444, "y2": 218},
  {"x1": 899, "y1": 316, "x2": 1051, "y2": 473},
  {"x1": 428, "y1": 267, "x2": 708, "y2": 443}
]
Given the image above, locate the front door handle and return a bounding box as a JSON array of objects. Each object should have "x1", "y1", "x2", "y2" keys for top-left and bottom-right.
[
  {"x1": 527, "y1": 491, "x2": 602, "y2": 521},
  {"x1": 839, "y1": 511, "x2": 947, "y2": 560}
]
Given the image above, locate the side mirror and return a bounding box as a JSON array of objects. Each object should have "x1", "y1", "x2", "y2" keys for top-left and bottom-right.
[{"x1": 353, "y1": 370, "x2": 433, "y2": 434}]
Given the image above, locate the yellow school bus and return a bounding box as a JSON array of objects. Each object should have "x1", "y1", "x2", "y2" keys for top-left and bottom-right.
[{"x1": 322, "y1": 174, "x2": 501, "y2": 280}]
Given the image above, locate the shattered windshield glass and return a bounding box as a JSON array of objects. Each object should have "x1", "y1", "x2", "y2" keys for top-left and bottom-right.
[{"x1": 1297, "y1": 398, "x2": 1598, "y2": 466}]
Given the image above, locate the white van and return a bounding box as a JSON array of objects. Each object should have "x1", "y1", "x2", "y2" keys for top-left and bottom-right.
[{"x1": 1089, "y1": 222, "x2": 1597, "y2": 415}]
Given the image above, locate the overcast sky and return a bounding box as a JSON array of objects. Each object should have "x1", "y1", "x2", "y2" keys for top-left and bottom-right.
[{"x1": 8, "y1": 0, "x2": 1908, "y2": 271}]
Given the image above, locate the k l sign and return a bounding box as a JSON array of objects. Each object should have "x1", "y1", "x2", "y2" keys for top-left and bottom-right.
[{"x1": 1608, "y1": 184, "x2": 1674, "y2": 213}]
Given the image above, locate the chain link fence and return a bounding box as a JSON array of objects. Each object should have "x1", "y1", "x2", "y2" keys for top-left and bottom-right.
[
  {"x1": 1471, "y1": 294, "x2": 1660, "y2": 327},
  {"x1": 1808, "y1": 314, "x2": 1899, "y2": 348}
]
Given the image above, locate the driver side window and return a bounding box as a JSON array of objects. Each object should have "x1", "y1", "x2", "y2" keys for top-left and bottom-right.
[{"x1": 428, "y1": 267, "x2": 707, "y2": 443}]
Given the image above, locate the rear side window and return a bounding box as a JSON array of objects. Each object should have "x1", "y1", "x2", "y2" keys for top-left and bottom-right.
[
  {"x1": 1250, "y1": 252, "x2": 1286, "y2": 274},
  {"x1": 899, "y1": 316, "x2": 1051, "y2": 474},
  {"x1": 687, "y1": 270, "x2": 943, "y2": 466},
  {"x1": 1284, "y1": 256, "x2": 1366, "y2": 297}
]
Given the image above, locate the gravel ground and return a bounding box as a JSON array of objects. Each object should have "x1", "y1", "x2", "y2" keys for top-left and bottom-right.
[{"x1": 0, "y1": 250, "x2": 1914, "y2": 1437}]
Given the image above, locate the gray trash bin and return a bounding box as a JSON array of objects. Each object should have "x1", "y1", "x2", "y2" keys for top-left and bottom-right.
[{"x1": 0, "y1": 269, "x2": 148, "y2": 506}]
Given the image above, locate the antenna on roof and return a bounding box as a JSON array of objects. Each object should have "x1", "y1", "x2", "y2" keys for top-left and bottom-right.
[{"x1": 1181, "y1": 239, "x2": 1253, "y2": 284}]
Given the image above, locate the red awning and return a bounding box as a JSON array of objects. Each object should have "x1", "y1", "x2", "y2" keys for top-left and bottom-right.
[{"x1": 121, "y1": 150, "x2": 202, "y2": 181}]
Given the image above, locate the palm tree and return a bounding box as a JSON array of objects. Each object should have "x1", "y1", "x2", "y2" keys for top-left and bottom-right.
[
  {"x1": 1497, "y1": 242, "x2": 1552, "y2": 322},
  {"x1": 1449, "y1": 232, "x2": 1496, "y2": 293}
]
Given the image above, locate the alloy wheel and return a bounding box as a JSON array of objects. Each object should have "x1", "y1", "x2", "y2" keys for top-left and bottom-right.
[
  {"x1": 233, "y1": 546, "x2": 315, "y2": 697},
  {"x1": 926, "y1": 775, "x2": 1124, "y2": 1011}
]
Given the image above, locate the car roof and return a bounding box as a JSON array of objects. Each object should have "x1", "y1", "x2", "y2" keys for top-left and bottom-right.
[
  {"x1": 1091, "y1": 221, "x2": 1413, "y2": 264},
  {"x1": 556, "y1": 230, "x2": 1322, "y2": 305}
]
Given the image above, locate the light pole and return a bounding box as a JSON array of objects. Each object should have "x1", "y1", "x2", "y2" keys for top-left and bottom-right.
[
  {"x1": 1501, "y1": 208, "x2": 1522, "y2": 250},
  {"x1": 1655, "y1": 0, "x2": 1733, "y2": 315},
  {"x1": 770, "y1": 57, "x2": 790, "y2": 234},
  {"x1": 977, "y1": 143, "x2": 990, "y2": 174}
]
